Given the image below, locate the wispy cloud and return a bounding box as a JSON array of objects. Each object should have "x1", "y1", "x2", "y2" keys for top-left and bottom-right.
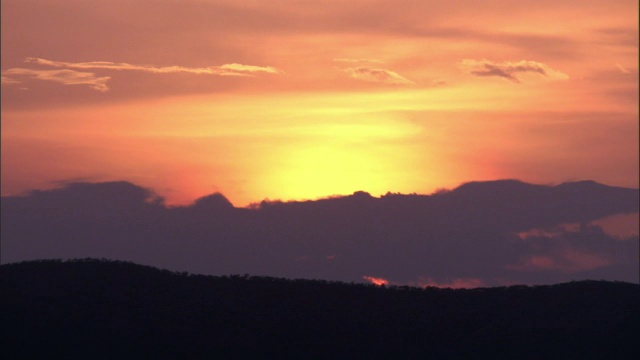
[
  {"x1": 218, "y1": 63, "x2": 282, "y2": 75},
  {"x1": 344, "y1": 66, "x2": 415, "y2": 85},
  {"x1": 1, "y1": 76, "x2": 22, "y2": 85},
  {"x1": 615, "y1": 63, "x2": 631, "y2": 74},
  {"x1": 2, "y1": 68, "x2": 110, "y2": 92},
  {"x1": 25, "y1": 57, "x2": 282, "y2": 76},
  {"x1": 2, "y1": 57, "x2": 284, "y2": 92},
  {"x1": 333, "y1": 58, "x2": 384, "y2": 64},
  {"x1": 460, "y1": 59, "x2": 569, "y2": 83},
  {"x1": 506, "y1": 250, "x2": 611, "y2": 273}
]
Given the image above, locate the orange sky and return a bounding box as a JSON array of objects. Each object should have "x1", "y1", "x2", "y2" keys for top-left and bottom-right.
[{"x1": 2, "y1": 0, "x2": 638, "y2": 206}]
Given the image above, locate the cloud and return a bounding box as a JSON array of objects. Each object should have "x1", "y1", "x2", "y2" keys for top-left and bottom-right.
[
  {"x1": 590, "y1": 212, "x2": 639, "y2": 239},
  {"x1": 344, "y1": 66, "x2": 415, "y2": 85},
  {"x1": 615, "y1": 63, "x2": 631, "y2": 74},
  {"x1": 460, "y1": 59, "x2": 569, "y2": 83},
  {"x1": 25, "y1": 57, "x2": 282, "y2": 77},
  {"x1": 2, "y1": 57, "x2": 284, "y2": 92},
  {"x1": 218, "y1": 63, "x2": 282, "y2": 75},
  {"x1": 333, "y1": 58, "x2": 384, "y2": 64},
  {"x1": 506, "y1": 250, "x2": 612, "y2": 273},
  {"x1": 1, "y1": 76, "x2": 21, "y2": 85},
  {"x1": 516, "y1": 222, "x2": 580, "y2": 240},
  {"x1": 2, "y1": 68, "x2": 110, "y2": 92}
]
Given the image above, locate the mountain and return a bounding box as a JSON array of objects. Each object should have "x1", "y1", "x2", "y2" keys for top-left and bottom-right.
[
  {"x1": 1, "y1": 180, "x2": 638, "y2": 285},
  {"x1": 2, "y1": 259, "x2": 639, "y2": 359}
]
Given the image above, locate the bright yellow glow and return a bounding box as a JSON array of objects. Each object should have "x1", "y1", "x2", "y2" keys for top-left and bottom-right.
[
  {"x1": 268, "y1": 142, "x2": 389, "y2": 200},
  {"x1": 249, "y1": 116, "x2": 426, "y2": 202}
]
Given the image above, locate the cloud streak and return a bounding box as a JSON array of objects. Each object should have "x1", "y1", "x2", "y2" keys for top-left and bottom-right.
[
  {"x1": 2, "y1": 68, "x2": 111, "y2": 92},
  {"x1": 615, "y1": 63, "x2": 631, "y2": 74},
  {"x1": 333, "y1": 58, "x2": 385, "y2": 64},
  {"x1": 25, "y1": 57, "x2": 282, "y2": 76},
  {"x1": 460, "y1": 59, "x2": 569, "y2": 83},
  {"x1": 218, "y1": 63, "x2": 282, "y2": 75},
  {"x1": 506, "y1": 250, "x2": 612, "y2": 273},
  {"x1": 344, "y1": 66, "x2": 415, "y2": 85},
  {"x1": 2, "y1": 58, "x2": 283, "y2": 92},
  {"x1": 1, "y1": 76, "x2": 21, "y2": 85}
]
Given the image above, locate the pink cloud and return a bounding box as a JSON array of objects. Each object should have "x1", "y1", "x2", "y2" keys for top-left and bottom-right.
[
  {"x1": 516, "y1": 222, "x2": 581, "y2": 240},
  {"x1": 1, "y1": 76, "x2": 21, "y2": 85},
  {"x1": 590, "y1": 212, "x2": 639, "y2": 239},
  {"x1": 507, "y1": 250, "x2": 611, "y2": 273}
]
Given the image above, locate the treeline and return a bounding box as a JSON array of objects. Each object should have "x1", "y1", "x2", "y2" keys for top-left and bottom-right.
[{"x1": 2, "y1": 259, "x2": 639, "y2": 359}]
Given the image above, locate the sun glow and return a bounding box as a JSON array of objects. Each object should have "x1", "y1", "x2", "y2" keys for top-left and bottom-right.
[
  {"x1": 256, "y1": 119, "x2": 423, "y2": 202},
  {"x1": 271, "y1": 142, "x2": 387, "y2": 200}
]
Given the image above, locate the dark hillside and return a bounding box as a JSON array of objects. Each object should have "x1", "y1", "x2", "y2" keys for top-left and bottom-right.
[{"x1": 2, "y1": 259, "x2": 639, "y2": 359}]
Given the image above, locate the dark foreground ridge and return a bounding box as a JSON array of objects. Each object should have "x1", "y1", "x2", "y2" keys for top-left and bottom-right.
[{"x1": 2, "y1": 259, "x2": 639, "y2": 359}]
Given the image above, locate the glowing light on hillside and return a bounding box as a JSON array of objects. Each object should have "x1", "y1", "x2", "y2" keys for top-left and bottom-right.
[{"x1": 363, "y1": 276, "x2": 389, "y2": 286}]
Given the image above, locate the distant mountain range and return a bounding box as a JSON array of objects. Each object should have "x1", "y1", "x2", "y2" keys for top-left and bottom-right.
[{"x1": 2, "y1": 179, "x2": 638, "y2": 285}]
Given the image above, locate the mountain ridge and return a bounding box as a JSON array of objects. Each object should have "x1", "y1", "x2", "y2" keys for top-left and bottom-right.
[
  {"x1": 4, "y1": 178, "x2": 638, "y2": 209},
  {"x1": 2, "y1": 179, "x2": 638, "y2": 286},
  {"x1": 2, "y1": 258, "x2": 639, "y2": 359}
]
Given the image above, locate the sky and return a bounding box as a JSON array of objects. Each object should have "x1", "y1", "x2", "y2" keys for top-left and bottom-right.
[{"x1": 2, "y1": 0, "x2": 638, "y2": 207}]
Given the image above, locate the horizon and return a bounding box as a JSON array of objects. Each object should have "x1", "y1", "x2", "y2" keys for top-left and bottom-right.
[{"x1": 4, "y1": 177, "x2": 639, "y2": 208}]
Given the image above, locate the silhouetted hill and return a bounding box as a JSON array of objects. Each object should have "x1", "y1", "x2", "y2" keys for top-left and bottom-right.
[
  {"x1": 2, "y1": 179, "x2": 638, "y2": 285},
  {"x1": 2, "y1": 259, "x2": 639, "y2": 359}
]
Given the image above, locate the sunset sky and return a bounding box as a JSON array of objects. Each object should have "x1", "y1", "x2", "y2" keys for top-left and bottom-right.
[{"x1": 2, "y1": 0, "x2": 638, "y2": 206}]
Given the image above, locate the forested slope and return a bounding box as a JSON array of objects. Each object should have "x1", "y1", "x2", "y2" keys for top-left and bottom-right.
[{"x1": 2, "y1": 259, "x2": 638, "y2": 359}]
